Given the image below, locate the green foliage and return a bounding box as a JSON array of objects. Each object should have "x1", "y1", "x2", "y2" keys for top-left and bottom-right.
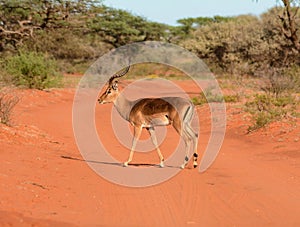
[
  {"x1": 177, "y1": 15, "x2": 234, "y2": 27},
  {"x1": 180, "y1": 14, "x2": 264, "y2": 74},
  {"x1": 192, "y1": 91, "x2": 239, "y2": 105},
  {"x1": 259, "y1": 7, "x2": 300, "y2": 67},
  {"x1": 1, "y1": 0, "x2": 300, "y2": 79},
  {"x1": 86, "y1": 6, "x2": 170, "y2": 47},
  {"x1": 224, "y1": 94, "x2": 240, "y2": 103},
  {"x1": 0, "y1": 0, "x2": 298, "y2": 130},
  {"x1": 180, "y1": 7, "x2": 300, "y2": 75},
  {"x1": 192, "y1": 89, "x2": 223, "y2": 105},
  {"x1": 191, "y1": 93, "x2": 208, "y2": 106},
  {"x1": 4, "y1": 51, "x2": 62, "y2": 89},
  {"x1": 245, "y1": 64, "x2": 300, "y2": 131},
  {"x1": 245, "y1": 93, "x2": 298, "y2": 132},
  {"x1": 0, "y1": 0, "x2": 101, "y2": 50},
  {"x1": 174, "y1": 16, "x2": 234, "y2": 41},
  {"x1": 0, "y1": 0, "x2": 171, "y2": 72},
  {"x1": 27, "y1": 29, "x2": 105, "y2": 61}
]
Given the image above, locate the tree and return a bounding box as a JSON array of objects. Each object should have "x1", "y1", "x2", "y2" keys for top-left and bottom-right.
[
  {"x1": 86, "y1": 6, "x2": 170, "y2": 48},
  {"x1": 174, "y1": 16, "x2": 234, "y2": 40},
  {"x1": 278, "y1": 0, "x2": 300, "y2": 52},
  {"x1": 0, "y1": 0, "x2": 102, "y2": 51},
  {"x1": 255, "y1": 0, "x2": 300, "y2": 52}
]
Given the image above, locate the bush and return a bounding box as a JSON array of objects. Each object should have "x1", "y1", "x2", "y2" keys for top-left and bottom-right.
[
  {"x1": 4, "y1": 51, "x2": 62, "y2": 89},
  {"x1": 191, "y1": 88, "x2": 239, "y2": 106},
  {"x1": 191, "y1": 93, "x2": 208, "y2": 106},
  {"x1": 260, "y1": 67, "x2": 300, "y2": 98},
  {"x1": 0, "y1": 88, "x2": 19, "y2": 126},
  {"x1": 245, "y1": 93, "x2": 298, "y2": 132},
  {"x1": 180, "y1": 8, "x2": 300, "y2": 75},
  {"x1": 180, "y1": 15, "x2": 264, "y2": 75}
]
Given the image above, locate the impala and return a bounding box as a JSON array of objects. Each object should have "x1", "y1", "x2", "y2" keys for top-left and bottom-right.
[{"x1": 98, "y1": 66, "x2": 199, "y2": 169}]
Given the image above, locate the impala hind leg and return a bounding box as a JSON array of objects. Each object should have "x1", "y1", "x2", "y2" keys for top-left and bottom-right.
[
  {"x1": 180, "y1": 131, "x2": 191, "y2": 169},
  {"x1": 185, "y1": 124, "x2": 199, "y2": 168},
  {"x1": 148, "y1": 127, "x2": 164, "y2": 167},
  {"x1": 173, "y1": 116, "x2": 192, "y2": 169},
  {"x1": 124, "y1": 126, "x2": 142, "y2": 167},
  {"x1": 179, "y1": 106, "x2": 197, "y2": 169}
]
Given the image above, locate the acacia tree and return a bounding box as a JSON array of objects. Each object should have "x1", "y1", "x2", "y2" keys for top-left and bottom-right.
[
  {"x1": 86, "y1": 6, "x2": 170, "y2": 48},
  {"x1": 0, "y1": 0, "x2": 101, "y2": 51},
  {"x1": 0, "y1": 0, "x2": 170, "y2": 56}
]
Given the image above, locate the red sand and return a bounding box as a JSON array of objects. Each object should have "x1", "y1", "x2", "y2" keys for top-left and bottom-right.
[{"x1": 0, "y1": 82, "x2": 299, "y2": 226}]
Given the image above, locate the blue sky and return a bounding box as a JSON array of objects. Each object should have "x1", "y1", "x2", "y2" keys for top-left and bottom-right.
[{"x1": 103, "y1": 0, "x2": 279, "y2": 25}]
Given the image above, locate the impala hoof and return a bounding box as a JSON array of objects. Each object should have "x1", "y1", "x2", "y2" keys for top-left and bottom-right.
[
  {"x1": 193, "y1": 161, "x2": 198, "y2": 168},
  {"x1": 159, "y1": 162, "x2": 164, "y2": 168},
  {"x1": 123, "y1": 162, "x2": 129, "y2": 167}
]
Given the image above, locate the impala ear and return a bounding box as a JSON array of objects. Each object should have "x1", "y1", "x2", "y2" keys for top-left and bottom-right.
[{"x1": 112, "y1": 81, "x2": 118, "y2": 90}]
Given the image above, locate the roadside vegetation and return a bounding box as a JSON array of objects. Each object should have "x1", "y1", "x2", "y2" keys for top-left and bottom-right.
[
  {"x1": 0, "y1": 88, "x2": 19, "y2": 126},
  {"x1": 4, "y1": 51, "x2": 62, "y2": 89},
  {"x1": 0, "y1": 0, "x2": 299, "y2": 129}
]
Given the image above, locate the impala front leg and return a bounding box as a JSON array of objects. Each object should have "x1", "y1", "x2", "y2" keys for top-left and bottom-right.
[
  {"x1": 148, "y1": 127, "x2": 164, "y2": 167},
  {"x1": 124, "y1": 126, "x2": 142, "y2": 167}
]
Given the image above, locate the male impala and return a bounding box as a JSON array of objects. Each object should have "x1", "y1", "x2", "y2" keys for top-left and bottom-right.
[{"x1": 98, "y1": 66, "x2": 199, "y2": 169}]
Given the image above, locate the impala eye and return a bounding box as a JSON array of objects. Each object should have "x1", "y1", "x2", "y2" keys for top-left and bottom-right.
[{"x1": 107, "y1": 89, "x2": 111, "y2": 94}]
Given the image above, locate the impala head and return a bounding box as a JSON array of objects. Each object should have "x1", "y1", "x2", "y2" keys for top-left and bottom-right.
[{"x1": 98, "y1": 66, "x2": 130, "y2": 104}]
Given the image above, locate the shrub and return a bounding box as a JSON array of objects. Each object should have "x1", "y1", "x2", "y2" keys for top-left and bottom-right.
[
  {"x1": 245, "y1": 93, "x2": 298, "y2": 132},
  {"x1": 191, "y1": 93, "x2": 207, "y2": 106},
  {"x1": 245, "y1": 65, "x2": 300, "y2": 132},
  {"x1": 0, "y1": 88, "x2": 19, "y2": 126},
  {"x1": 260, "y1": 67, "x2": 300, "y2": 98},
  {"x1": 4, "y1": 51, "x2": 62, "y2": 89},
  {"x1": 191, "y1": 88, "x2": 239, "y2": 106},
  {"x1": 180, "y1": 15, "x2": 264, "y2": 75},
  {"x1": 285, "y1": 66, "x2": 300, "y2": 93},
  {"x1": 223, "y1": 94, "x2": 240, "y2": 103}
]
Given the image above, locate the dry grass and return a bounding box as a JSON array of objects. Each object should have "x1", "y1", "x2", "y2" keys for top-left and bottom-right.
[{"x1": 0, "y1": 88, "x2": 20, "y2": 126}]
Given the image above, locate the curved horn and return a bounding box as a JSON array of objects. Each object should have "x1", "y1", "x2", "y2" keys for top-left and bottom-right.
[{"x1": 108, "y1": 66, "x2": 130, "y2": 84}]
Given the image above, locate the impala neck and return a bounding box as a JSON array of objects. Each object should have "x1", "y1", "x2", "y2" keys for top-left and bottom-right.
[{"x1": 113, "y1": 92, "x2": 133, "y2": 121}]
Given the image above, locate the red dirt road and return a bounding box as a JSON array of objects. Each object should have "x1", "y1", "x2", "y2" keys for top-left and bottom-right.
[{"x1": 0, "y1": 82, "x2": 300, "y2": 226}]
